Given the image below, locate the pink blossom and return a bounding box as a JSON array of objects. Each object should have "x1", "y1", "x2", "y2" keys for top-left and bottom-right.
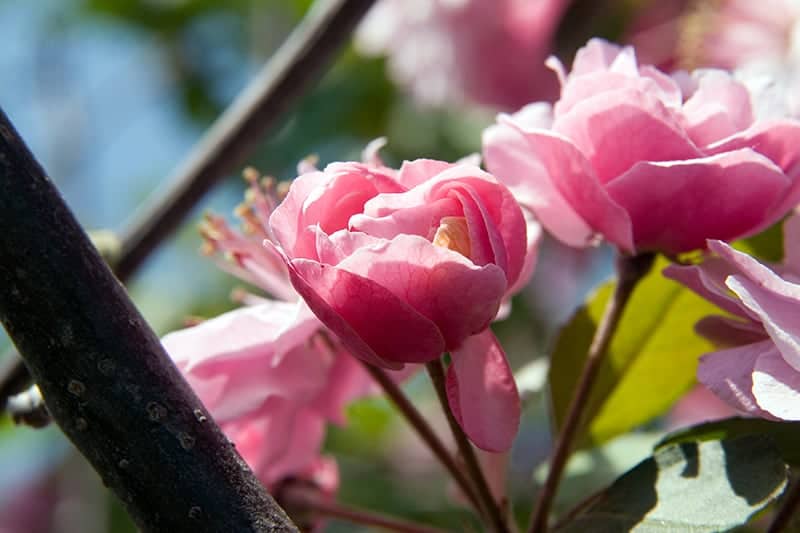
[
  {"x1": 270, "y1": 156, "x2": 539, "y2": 451},
  {"x1": 355, "y1": 0, "x2": 569, "y2": 109},
  {"x1": 483, "y1": 38, "x2": 800, "y2": 255},
  {"x1": 664, "y1": 214, "x2": 800, "y2": 420}
]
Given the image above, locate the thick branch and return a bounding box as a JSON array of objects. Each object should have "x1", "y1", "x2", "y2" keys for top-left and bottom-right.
[
  {"x1": 0, "y1": 108, "x2": 298, "y2": 531},
  {"x1": 0, "y1": 0, "x2": 377, "y2": 409}
]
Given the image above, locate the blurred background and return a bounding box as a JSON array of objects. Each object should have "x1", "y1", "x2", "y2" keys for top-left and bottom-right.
[{"x1": 0, "y1": 0, "x2": 774, "y2": 530}]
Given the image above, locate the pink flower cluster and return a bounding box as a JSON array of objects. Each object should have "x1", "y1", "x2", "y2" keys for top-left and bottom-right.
[
  {"x1": 483, "y1": 38, "x2": 800, "y2": 255},
  {"x1": 355, "y1": 0, "x2": 569, "y2": 109},
  {"x1": 665, "y1": 214, "x2": 800, "y2": 420}
]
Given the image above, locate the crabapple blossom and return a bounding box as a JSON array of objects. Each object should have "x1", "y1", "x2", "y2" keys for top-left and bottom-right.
[
  {"x1": 483, "y1": 38, "x2": 800, "y2": 255},
  {"x1": 269, "y1": 153, "x2": 540, "y2": 451},
  {"x1": 664, "y1": 214, "x2": 800, "y2": 420}
]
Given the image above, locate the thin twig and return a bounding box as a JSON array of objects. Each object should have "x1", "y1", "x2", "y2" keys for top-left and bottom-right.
[
  {"x1": 0, "y1": 106, "x2": 298, "y2": 531},
  {"x1": 425, "y1": 360, "x2": 510, "y2": 533},
  {"x1": 768, "y1": 476, "x2": 800, "y2": 533},
  {"x1": 527, "y1": 253, "x2": 655, "y2": 533},
  {"x1": 0, "y1": 0, "x2": 378, "y2": 410},
  {"x1": 359, "y1": 362, "x2": 484, "y2": 516},
  {"x1": 282, "y1": 484, "x2": 451, "y2": 533}
]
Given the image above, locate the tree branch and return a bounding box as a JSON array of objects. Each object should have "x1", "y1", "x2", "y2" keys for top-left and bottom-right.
[
  {"x1": 0, "y1": 107, "x2": 298, "y2": 531},
  {"x1": 0, "y1": 0, "x2": 377, "y2": 409}
]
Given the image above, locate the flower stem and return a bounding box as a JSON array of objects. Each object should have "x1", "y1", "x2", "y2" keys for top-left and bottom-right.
[
  {"x1": 425, "y1": 359, "x2": 511, "y2": 533},
  {"x1": 282, "y1": 484, "x2": 450, "y2": 533},
  {"x1": 768, "y1": 476, "x2": 800, "y2": 533},
  {"x1": 360, "y1": 362, "x2": 484, "y2": 516},
  {"x1": 527, "y1": 252, "x2": 655, "y2": 533}
]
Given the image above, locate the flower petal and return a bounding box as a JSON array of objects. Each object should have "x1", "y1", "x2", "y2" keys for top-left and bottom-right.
[
  {"x1": 697, "y1": 340, "x2": 777, "y2": 419},
  {"x1": 483, "y1": 123, "x2": 633, "y2": 251},
  {"x1": 446, "y1": 331, "x2": 520, "y2": 452},
  {"x1": 553, "y1": 87, "x2": 701, "y2": 184},
  {"x1": 752, "y1": 348, "x2": 800, "y2": 420},
  {"x1": 336, "y1": 234, "x2": 507, "y2": 350},
  {"x1": 287, "y1": 258, "x2": 445, "y2": 366},
  {"x1": 606, "y1": 149, "x2": 788, "y2": 253}
]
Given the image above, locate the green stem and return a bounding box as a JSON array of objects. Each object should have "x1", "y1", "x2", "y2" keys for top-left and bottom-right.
[
  {"x1": 360, "y1": 362, "x2": 484, "y2": 516},
  {"x1": 425, "y1": 359, "x2": 510, "y2": 533},
  {"x1": 527, "y1": 253, "x2": 655, "y2": 533}
]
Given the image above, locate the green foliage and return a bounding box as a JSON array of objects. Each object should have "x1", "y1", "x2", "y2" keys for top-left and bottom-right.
[
  {"x1": 556, "y1": 436, "x2": 788, "y2": 533},
  {"x1": 549, "y1": 256, "x2": 719, "y2": 447},
  {"x1": 657, "y1": 416, "x2": 800, "y2": 467},
  {"x1": 733, "y1": 219, "x2": 784, "y2": 262}
]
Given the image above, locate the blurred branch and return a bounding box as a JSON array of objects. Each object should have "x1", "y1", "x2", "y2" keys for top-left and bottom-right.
[
  {"x1": 0, "y1": 0, "x2": 377, "y2": 412},
  {"x1": 0, "y1": 106, "x2": 298, "y2": 531}
]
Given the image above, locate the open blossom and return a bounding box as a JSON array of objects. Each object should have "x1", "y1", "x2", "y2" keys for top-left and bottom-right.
[
  {"x1": 269, "y1": 152, "x2": 540, "y2": 451},
  {"x1": 483, "y1": 38, "x2": 800, "y2": 255},
  {"x1": 162, "y1": 171, "x2": 374, "y2": 492},
  {"x1": 355, "y1": 0, "x2": 569, "y2": 109},
  {"x1": 664, "y1": 214, "x2": 800, "y2": 420}
]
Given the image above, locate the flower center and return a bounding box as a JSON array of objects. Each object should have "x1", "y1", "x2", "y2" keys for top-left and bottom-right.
[{"x1": 433, "y1": 216, "x2": 471, "y2": 258}]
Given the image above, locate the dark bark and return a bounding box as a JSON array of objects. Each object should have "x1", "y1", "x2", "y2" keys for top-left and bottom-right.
[{"x1": 0, "y1": 107, "x2": 298, "y2": 531}]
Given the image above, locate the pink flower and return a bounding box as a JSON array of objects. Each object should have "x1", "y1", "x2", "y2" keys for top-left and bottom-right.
[
  {"x1": 269, "y1": 156, "x2": 538, "y2": 451},
  {"x1": 355, "y1": 0, "x2": 569, "y2": 109},
  {"x1": 163, "y1": 300, "x2": 370, "y2": 489},
  {"x1": 483, "y1": 38, "x2": 800, "y2": 255},
  {"x1": 664, "y1": 214, "x2": 800, "y2": 420}
]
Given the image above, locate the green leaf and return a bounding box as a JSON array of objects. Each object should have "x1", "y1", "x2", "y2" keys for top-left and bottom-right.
[
  {"x1": 549, "y1": 256, "x2": 719, "y2": 447},
  {"x1": 556, "y1": 435, "x2": 788, "y2": 533},
  {"x1": 733, "y1": 219, "x2": 784, "y2": 262},
  {"x1": 657, "y1": 416, "x2": 800, "y2": 467}
]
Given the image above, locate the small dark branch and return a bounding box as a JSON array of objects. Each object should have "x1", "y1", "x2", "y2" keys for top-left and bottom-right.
[
  {"x1": 425, "y1": 360, "x2": 509, "y2": 533},
  {"x1": 0, "y1": 108, "x2": 297, "y2": 531},
  {"x1": 0, "y1": 347, "x2": 34, "y2": 400},
  {"x1": 0, "y1": 0, "x2": 378, "y2": 411},
  {"x1": 6, "y1": 384, "x2": 50, "y2": 428},
  {"x1": 527, "y1": 253, "x2": 655, "y2": 533},
  {"x1": 280, "y1": 483, "x2": 451, "y2": 533},
  {"x1": 359, "y1": 362, "x2": 485, "y2": 516},
  {"x1": 768, "y1": 476, "x2": 800, "y2": 533}
]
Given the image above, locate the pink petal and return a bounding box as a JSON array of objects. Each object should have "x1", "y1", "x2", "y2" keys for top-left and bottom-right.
[
  {"x1": 553, "y1": 87, "x2": 701, "y2": 184},
  {"x1": 695, "y1": 315, "x2": 768, "y2": 347},
  {"x1": 268, "y1": 171, "x2": 330, "y2": 259},
  {"x1": 697, "y1": 340, "x2": 776, "y2": 419},
  {"x1": 783, "y1": 211, "x2": 800, "y2": 274},
  {"x1": 259, "y1": 406, "x2": 327, "y2": 486},
  {"x1": 446, "y1": 331, "x2": 520, "y2": 452},
  {"x1": 663, "y1": 258, "x2": 749, "y2": 318},
  {"x1": 287, "y1": 258, "x2": 445, "y2": 367},
  {"x1": 723, "y1": 265, "x2": 800, "y2": 371},
  {"x1": 311, "y1": 345, "x2": 374, "y2": 425},
  {"x1": 433, "y1": 169, "x2": 529, "y2": 288},
  {"x1": 336, "y1": 234, "x2": 507, "y2": 350},
  {"x1": 707, "y1": 120, "x2": 800, "y2": 225},
  {"x1": 605, "y1": 149, "x2": 788, "y2": 253},
  {"x1": 681, "y1": 70, "x2": 754, "y2": 147},
  {"x1": 483, "y1": 123, "x2": 633, "y2": 251},
  {"x1": 162, "y1": 301, "x2": 319, "y2": 370},
  {"x1": 395, "y1": 159, "x2": 455, "y2": 189},
  {"x1": 569, "y1": 38, "x2": 628, "y2": 78},
  {"x1": 350, "y1": 196, "x2": 462, "y2": 241},
  {"x1": 752, "y1": 348, "x2": 800, "y2": 420}
]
